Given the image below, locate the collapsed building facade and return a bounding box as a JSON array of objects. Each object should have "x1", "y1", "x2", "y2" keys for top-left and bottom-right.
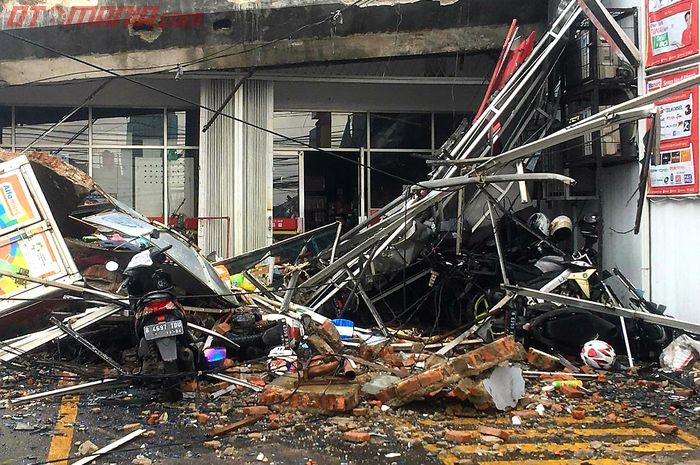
[
  {"x1": 0, "y1": 1, "x2": 700, "y2": 464},
  {"x1": 0, "y1": 0, "x2": 694, "y2": 327}
]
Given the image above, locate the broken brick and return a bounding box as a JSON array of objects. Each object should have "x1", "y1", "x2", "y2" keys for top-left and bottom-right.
[
  {"x1": 560, "y1": 385, "x2": 584, "y2": 398},
  {"x1": 351, "y1": 407, "x2": 368, "y2": 417},
  {"x1": 510, "y1": 409, "x2": 540, "y2": 418},
  {"x1": 375, "y1": 386, "x2": 397, "y2": 404},
  {"x1": 241, "y1": 406, "x2": 269, "y2": 416},
  {"x1": 655, "y1": 423, "x2": 679, "y2": 434},
  {"x1": 248, "y1": 376, "x2": 267, "y2": 388},
  {"x1": 450, "y1": 336, "x2": 523, "y2": 378},
  {"x1": 454, "y1": 378, "x2": 493, "y2": 410},
  {"x1": 258, "y1": 377, "x2": 360, "y2": 413},
  {"x1": 445, "y1": 429, "x2": 475, "y2": 443},
  {"x1": 317, "y1": 320, "x2": 344, "y2": 353},
  {"x1": 213, "y1": 322, "x2": 231, "y2": 334},
  {"x1": 181, "y1": 380, "x2": 198, "y2": 392},
  {"x1": 267, "y1": 421, "x2": 280, "y2": 430},
  {"x1": 307, "y1": 335, "x2": 335, "y2": 355},
  {"x1": 343, "y1": 431, "x2": 370, "y2": 443},
  {"x1": 195, "y1": 413, "x2": 209, "y2": 425},
  {"x1": 526, "y1": 347, "x2": 563, "y2": 371},
  {"x1": 477, "y1": 425, "x2": 510, "y2": 441},
  {"x1": 674, "y1": 388, "x2": 694, "y2": 397},
  {"x1": 571, "y1": 408, "x2": 586, "y2": 420}
]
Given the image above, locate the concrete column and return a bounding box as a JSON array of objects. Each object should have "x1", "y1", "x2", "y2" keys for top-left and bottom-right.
[{"x1": 198, "y1": 78, "x2": 273, "y2": 259}]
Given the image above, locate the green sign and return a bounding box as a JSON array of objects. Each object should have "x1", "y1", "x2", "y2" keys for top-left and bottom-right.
[{"x1": 652, "y1": 32, "x2": 670, "y2": 50}]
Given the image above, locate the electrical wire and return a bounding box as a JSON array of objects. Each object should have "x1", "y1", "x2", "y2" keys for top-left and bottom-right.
[
  {"x1": 0, "y1": 28, "x2": 460, "y2": 191},
  {"x1": 3, "y1": 0, "x2": 375, "y2": 88}
]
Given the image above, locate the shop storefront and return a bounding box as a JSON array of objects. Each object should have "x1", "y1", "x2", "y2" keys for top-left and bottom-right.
[
  {"x1": 271, "y1": 111, "x2": 466, "y2": 239},
  {"x1": 0, "y1": 106, "x2": 199, "y2": 227}
]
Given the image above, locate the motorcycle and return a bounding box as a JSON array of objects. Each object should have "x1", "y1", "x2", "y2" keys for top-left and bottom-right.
[
  {"x1": 109, "y1": 241, "x2": 198, "y2": 398},
  {"x1": 428, "y1": 212, "x2": 669, "y2": 361}
]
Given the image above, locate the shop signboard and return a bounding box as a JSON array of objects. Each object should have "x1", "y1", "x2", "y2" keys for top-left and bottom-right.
[
  {"x1": 646, "y1": 0, "x2": 699, "y2": 68},
  {"x1": 0, "y1": 156, "x2": 81, "y2": 317},
  {"x1": 647, "y1": 66, "x2": 700, "y2": 194}
]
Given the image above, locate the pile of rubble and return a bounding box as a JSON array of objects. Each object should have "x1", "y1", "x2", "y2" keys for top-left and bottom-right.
[{"x1": 3, "y1": 2, "x2": 700, "y2": 462}]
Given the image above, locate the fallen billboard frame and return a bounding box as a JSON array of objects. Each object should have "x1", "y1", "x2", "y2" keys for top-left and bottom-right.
[{"x1": 503, "y1": 285, "x2": 700, "y2": 335}]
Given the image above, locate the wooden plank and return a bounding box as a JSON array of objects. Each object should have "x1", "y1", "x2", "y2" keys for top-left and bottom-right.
[{"x1": 206, "y1": 415, "x2": 264, "y2": 437}]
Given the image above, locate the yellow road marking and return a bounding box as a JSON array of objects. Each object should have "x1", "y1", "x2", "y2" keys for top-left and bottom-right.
[
  {"x1": 424, "y1": 444, "x2": 459, "y2": 465},
  {"x1": 507, "y1": 427, "x2": 657, "y2": 439},
  {"x1": 420, "y1": 422, "x2": 657, "y2": 439},
  {"x1": 46, "y1": 376, "x2": 79, "y2": 465},
  {"x1": 639, "y1": 416, "x2": 700, "y2": 448},
  {"x1": 420, "y1": 416, "x2": 602, "y2": 427},
  {"x1": 452, "y1": 441, "x2": 693, "y2": 454},
  {"x1": 479, "y1": 459, "x2": 653, "y2": 465}
]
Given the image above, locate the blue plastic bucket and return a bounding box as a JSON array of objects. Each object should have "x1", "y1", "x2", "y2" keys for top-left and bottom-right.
[{"x1": 331, "y1": 318, "x2": 354, "y2": 340}]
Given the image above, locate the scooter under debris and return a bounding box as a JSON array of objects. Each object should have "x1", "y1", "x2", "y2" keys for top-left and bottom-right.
[{"x1": 110, "y1": 241, "x2": 198, "y2": 398}]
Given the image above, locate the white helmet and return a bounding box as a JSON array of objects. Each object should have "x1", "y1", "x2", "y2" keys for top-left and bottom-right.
[
  {"x1": 580, "y1": 339, "x2": 616, "y2": 370},
  {"x1": 549, "y1": 215, "x2": 573, "y2": 242},
  {"x1": 528, "y1": 213, "x2": 550, "y2": 237}
]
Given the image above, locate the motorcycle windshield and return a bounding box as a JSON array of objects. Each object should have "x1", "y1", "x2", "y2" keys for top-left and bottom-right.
[{"x1": 82, "y1": 211, "x2": 237, "y2": 306}]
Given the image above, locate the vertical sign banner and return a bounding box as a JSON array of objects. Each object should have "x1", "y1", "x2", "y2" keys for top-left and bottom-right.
[
  {"x1": 646, "y1": 0, "x2": 699, "y2": 68},
  {"x1": 0, "y1": 171, "x2": 41, "y2": 235},
  {"x1": 647, "y1": 67, "x2": 700, "y2": 194}
]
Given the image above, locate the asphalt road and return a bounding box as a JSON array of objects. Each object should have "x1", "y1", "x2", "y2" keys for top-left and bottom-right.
[{"x1": 2, "y1": 376, "x2": 700, "y2": 465}]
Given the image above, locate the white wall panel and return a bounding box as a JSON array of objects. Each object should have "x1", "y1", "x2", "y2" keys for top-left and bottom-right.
[
  {"x1": 600, "y1": 163, "x2": 644, "y2": 295},
  {"x1": 649, "y1": 199, "x2": 700, "y2": 323}
]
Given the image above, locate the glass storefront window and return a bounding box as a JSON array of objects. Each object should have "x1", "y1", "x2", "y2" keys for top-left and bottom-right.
[
  {"x1": 369, "y1": 152, "x2": 429, "y2": 209},
  {"x1": 15, "y1": 107, "x2": 89, "y2": 147},
  {"x1": 0, "y1": 106, "x2": 198, "y2": 220},
  {"x1": 273, "y1": 154, "x2": 301, "y2": 219},
  {"x1": 370, "y1": 113, "x2": 431, "y2": 149},
  {"x1": 167, "y1": 110, "x2": 199, "y2": 146},
  {"x1": 273, "y1": 111, "x2": 366, "y2": 148},
  {"x1": 92, "y1": 148, "x2": 164, "y2": 218},
  {"x1": 273, "y1": 111, "x2": 316, "y2": 146},
  {"x1": 434, "y1": 112, "x2": 469, "y2": 148},
  {"x1": 93, "y1": 109, "x2": 164, "y2": 146},
  {"x1": 330, "y1": 112, "x2": 365, "y2": 148},
  {"x1": 167, "y1": 148, "x2": 197, "y2": 219},
  {"x1": 304, "y1": 150, "x2": 360, "y2": 232},
  {"x1": 0, "y1": 107, "x2": 11, "y2": 147},
  {"x1": 37, "y1": 147, "x2": 89, "y2": 173}
]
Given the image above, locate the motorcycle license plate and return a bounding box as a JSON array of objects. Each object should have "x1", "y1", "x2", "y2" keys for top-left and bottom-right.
[{"x1": 143, "y1": 320, "x2": 184, "y2": 341}]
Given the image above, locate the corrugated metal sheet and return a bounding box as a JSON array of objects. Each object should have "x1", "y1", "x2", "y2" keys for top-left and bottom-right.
[
  {"x1": 198, "y1": 79, "x2": 273, "y2": 259},
  {"x1": 242, "y1": 80, "x2": 274, "y2": 251},
  {"x1": 649, "y1": 199, "x2": 700, "y2": 324}
]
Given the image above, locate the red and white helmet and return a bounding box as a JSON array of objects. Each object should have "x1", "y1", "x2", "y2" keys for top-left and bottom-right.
[{"x1": 580, "y1": 339, "x2": 616, "y2": 370}]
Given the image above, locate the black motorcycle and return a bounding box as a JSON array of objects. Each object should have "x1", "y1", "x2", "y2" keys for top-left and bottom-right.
[{"x1": 110, "y1": 242, "x2": 198, "y2": 397}]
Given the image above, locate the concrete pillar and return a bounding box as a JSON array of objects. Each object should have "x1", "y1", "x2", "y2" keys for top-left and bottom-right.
[{"x1": 198, "y1": 78, "x2": 273, "y2": 259}]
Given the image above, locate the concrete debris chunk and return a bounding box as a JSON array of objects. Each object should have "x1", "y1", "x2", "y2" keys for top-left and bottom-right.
[{"x1": 77, "y1": 440, "x2": 99, "y2": 456}]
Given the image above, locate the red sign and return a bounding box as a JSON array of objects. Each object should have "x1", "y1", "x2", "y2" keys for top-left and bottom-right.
[
  {"x1": 273, "y1": 217, "x2": 299, "y2": 231},
  {"x1": 647, "y1": 66, "x2": 700, "y2": 195},
  {"x1": 646, "y1": 0, "x2": 699, "y2": 68}
]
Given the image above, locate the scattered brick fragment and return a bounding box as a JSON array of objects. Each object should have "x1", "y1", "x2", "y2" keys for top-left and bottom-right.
[
  {"x1": 655, "y1": 423, "x2": 679, "y2": 434},
  {"x1": 477, "y1": 425, "x2": 510, "y2": 441},
  {"x1": 445, "y1": 430, "x2": 475, "y2": 443},
  {"x1": 352, "y1": 407, "x2": 368, "y2": 417},
  {"x1": 343, "y1": 431, "x2": 371, "y2": 443},
  {"x1": 241, "y1": 406, "x2": 269, "y2": 416}
]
